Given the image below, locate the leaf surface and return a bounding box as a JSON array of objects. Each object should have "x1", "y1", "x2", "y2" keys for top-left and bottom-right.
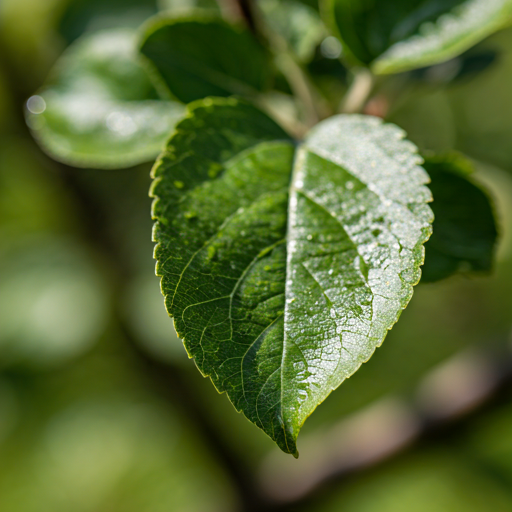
[
  {"x1": 326, "y1": 0, "x2": 512, "y2": 74},
  {"x1": 140, "y1": 17, "x2": 273, "y2": 103},
  {"x1": 151, "y1": 98, "x2": 433, "y2": 454},
  {"x1": 26, "y1": 29, "x2": 185, "y2": 169},
  {"x1": 422, "y1": 154, "x2": 498, "y2": 282}
]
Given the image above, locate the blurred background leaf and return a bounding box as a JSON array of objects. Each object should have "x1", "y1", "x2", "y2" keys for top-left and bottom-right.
[
  {"x1": 1, "y1": 0, "x2": 512, "y2": 510},
  {"x1": 421, "y1": 152, "x2": 498, "y2": 282},
  {"x1": 26, "y1": 29, "x2": 184, "y2": 169},
  {"x1": 140, "y1": 17, "x2": 274, "y2": 103}
]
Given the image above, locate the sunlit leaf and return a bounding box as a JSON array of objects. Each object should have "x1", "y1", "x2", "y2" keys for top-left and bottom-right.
[
  {"x1": 26, "y1": 29, "x2": 185, "y2": 169},
  {"x1": 422, "y1": 153, "x2": 498, "y2": 282},
  {"x1": 326, "y1": 0, "x2": 512, "y2": 74},
  {"x1": 140, "y1": 17, "x2": 274, "y2": 103},
  {"x1": 151, "y1": 98, "x2": 433, "y2": 454}
]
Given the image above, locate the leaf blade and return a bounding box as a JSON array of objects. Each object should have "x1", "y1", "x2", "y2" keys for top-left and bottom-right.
[
  {"x1": 326, "y1": 0, "x2": 512, "y2": 74},
  {"x1": 152, "y1": 98, "x2": 297, "y2": 453},
  {"x1": 373, "y1": 0, "x2": 512, "y2": 74},
  {"x1": 26, "y1": 29, "x2": 184, "y2": 169},
  {"x1": 140, "y1": 16, "x2": 274, "y2": 103},
  {"x1": 152, "y1": 99, "x2": 433, "y2": 454},
  {"x1": 421, "y1": 153, "x2": 498, "y2": 282},
  {"x1": 281, "y1": 116, "x2": 433, "y2": 435}
]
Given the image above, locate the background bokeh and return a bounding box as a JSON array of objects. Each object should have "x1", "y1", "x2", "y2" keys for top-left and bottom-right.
[{"x1": 1, "y1": 1, "x2": 512, "y2": 511}]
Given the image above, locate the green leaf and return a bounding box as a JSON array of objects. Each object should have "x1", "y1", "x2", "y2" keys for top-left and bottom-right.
[
  {"x1": 151, "y1": 97, "x2": 433, "y2": 455},
  {"x1": 139, "y1": 16, "x2": 274, "y2": 103},
  {"x1": 326, "y1": 0, "x2": 512, "y2": 74},
  {"x1": 26, "y1": 29, "x2": 185, "y2": 169},
  {"x1": 422, "y1": 153, "x2": 498, "y2": 282}
]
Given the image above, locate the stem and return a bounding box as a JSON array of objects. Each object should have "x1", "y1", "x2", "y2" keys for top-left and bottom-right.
[
  {"x1": 275, "y1": 52, "x2": 321, "y2": 130},
  {"x1": 218, "y1": 0, "x2": 257, "y2": 32},
  {"x1": 340, "y1": 67, "x2": 374, "y2": 114},
  {"x1": 236, "y1": 0, "x2": 257, "y2": 32},
  {"x1": 247, "y1": 0, "x2": 325, "y2": 129}
]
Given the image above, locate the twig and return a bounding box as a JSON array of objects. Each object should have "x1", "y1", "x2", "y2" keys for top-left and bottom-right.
[
  {"x1": 250, "y1": 0, "x2": 326, "y2": 130},
  {"x1": 275, "y1": 52, "x2": 321, "y2": 129}
]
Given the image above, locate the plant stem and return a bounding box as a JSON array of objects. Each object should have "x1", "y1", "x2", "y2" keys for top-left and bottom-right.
[
  {"x1": 218, "y1": 0, "x2": 257, "y2": 32},
  {"x1": 340, "y1": 67, "x2": 374, "y2": 114},
  {"x1": 275, "y1": 51, "x2": 321, "y2": 130},
  {"x1": 242, "y1": 0, "x2": 325, "y2": 130}
]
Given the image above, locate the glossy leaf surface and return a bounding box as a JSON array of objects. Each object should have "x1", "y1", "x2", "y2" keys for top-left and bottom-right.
[
  {"x1": 422, "y1": 154, "x2": 498, "y2": 282},
  {"x1": 326, "y1": 0, "x2": 512, "y2": 74},
  {"x1": 140, "y1": 17, "x2": 273, "y2": 103},
  {"x1": 26, "y1": 29, "x2": 185, "y2": 169},
  {"x1": 151, "y1": 98, "x2": 433, "y2": 454}
]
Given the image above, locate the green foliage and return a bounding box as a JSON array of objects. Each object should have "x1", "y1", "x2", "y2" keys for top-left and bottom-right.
[
  {"x1": 151, "y1": 97, "x2": 433, "y2": 454},
  {"x1": 3, "y1": 0, "x2": 512, "y2": 509},
  {"x1": 0, "y1": 238, "x2": 109, "y2": 368},
  {"x1": 26, "y1": 29, "x2": 184, "y2": 168},
  {"x1": 140, "y1": 16, "x2": 273, "y2": 103},
  {"x1": 326, "y1": 0, "x2": 512, "y2": 74},
  {"x1": 422, "y1": 153, "x2": 498, "y2": 282},
  {"x1": 18, "y1": 0, "x2": 506, "y2": 458}
]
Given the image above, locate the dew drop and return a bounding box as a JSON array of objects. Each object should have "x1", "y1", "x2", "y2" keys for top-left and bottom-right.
[{"x1": 26, "y1": 95, "x2": 46, "y2": 114}]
